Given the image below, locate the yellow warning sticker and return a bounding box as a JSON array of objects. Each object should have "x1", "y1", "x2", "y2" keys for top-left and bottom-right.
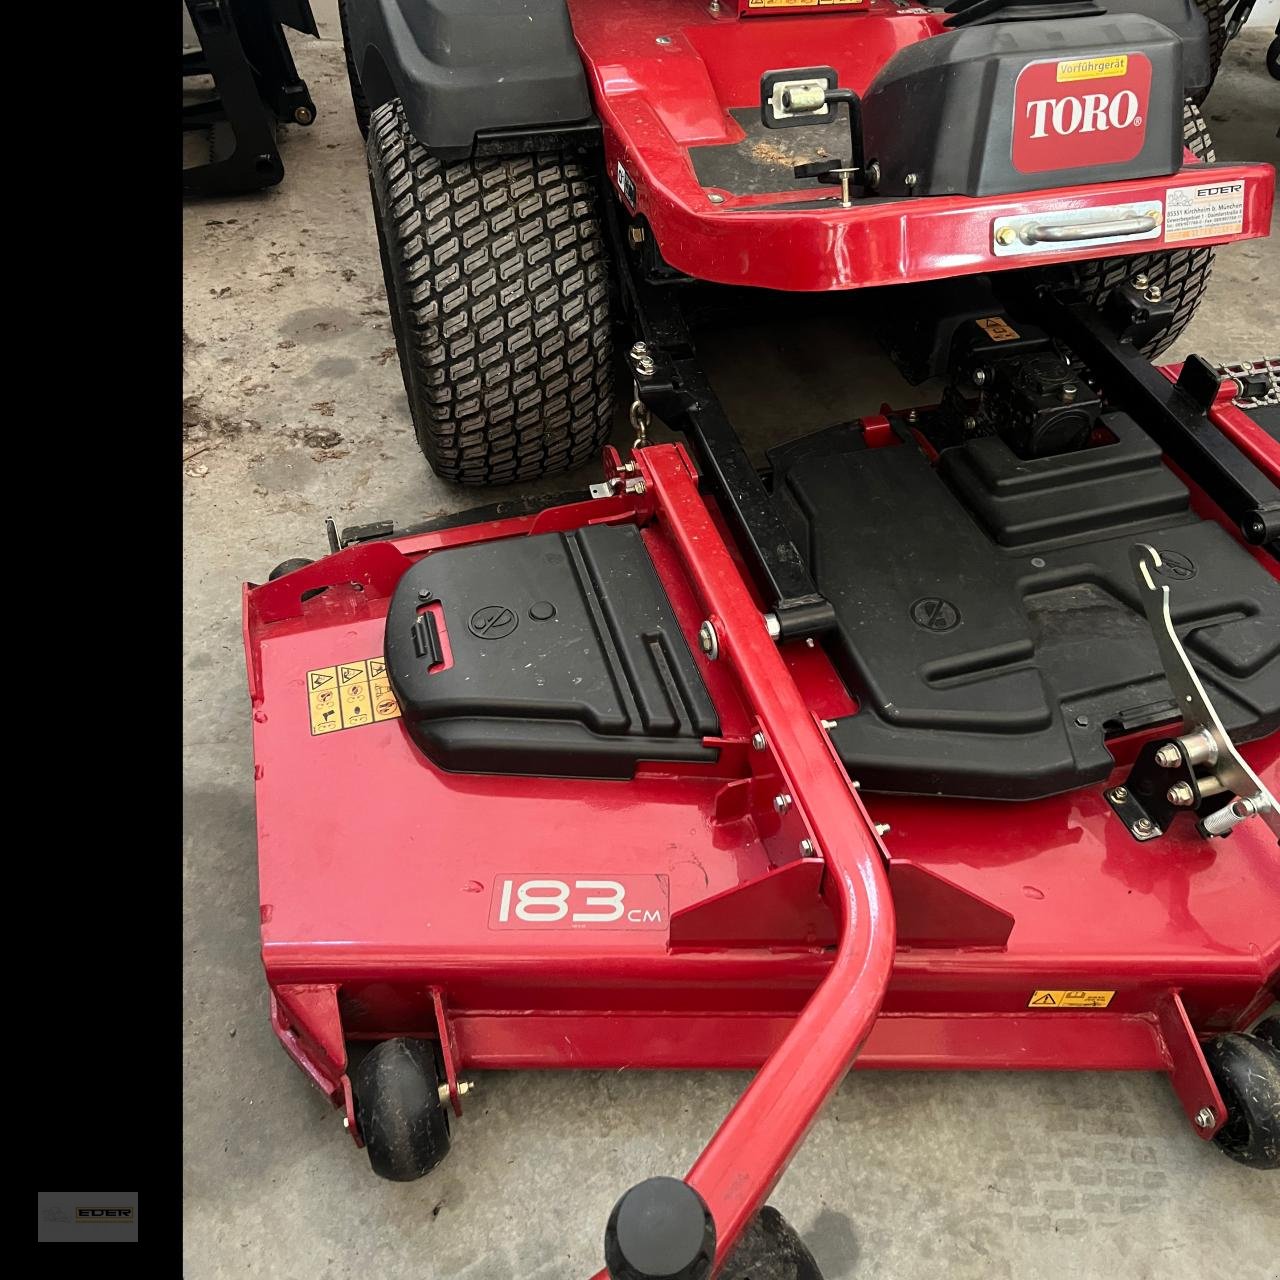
[
  {"x1": 1028, "y1": 989, "x2": 1116, "y2": 1009},
  {"x1": 1056, "y1": 55, "x2": 1128, "y2": 82},
  {"x1": 307, "y1": 656, "x2": 401, "y2": 736},
  {"x1": 977, "y1": 316, "x2": 1020, "y2": 342}
]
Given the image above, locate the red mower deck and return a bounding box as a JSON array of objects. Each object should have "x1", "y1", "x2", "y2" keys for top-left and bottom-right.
[{"x1": 246, "y1": 380, "x2": 1279, "y2": 1275}]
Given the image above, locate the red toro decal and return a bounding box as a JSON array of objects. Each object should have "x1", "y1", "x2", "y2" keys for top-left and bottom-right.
[
  {"x1": 1012, "y1": 53, "x2": 1151, "y2": 174},
  {"x1": 489, "y1": 875, "x2": 669, "y2": 930}
]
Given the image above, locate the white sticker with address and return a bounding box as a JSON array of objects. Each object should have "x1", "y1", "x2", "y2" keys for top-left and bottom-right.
[{"x1": 1165, "y1": 180, "x2": 1245, "y2": 243}]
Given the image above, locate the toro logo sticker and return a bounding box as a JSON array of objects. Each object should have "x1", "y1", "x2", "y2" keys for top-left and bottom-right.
[{"x1": 1012, "y1": 53, "x2": 1151, "y2": 174}]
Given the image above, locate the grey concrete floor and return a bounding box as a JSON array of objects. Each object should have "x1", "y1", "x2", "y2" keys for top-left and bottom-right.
[{"x1": 183, "y1": 7, "x2": 1280, "y2": 1278}]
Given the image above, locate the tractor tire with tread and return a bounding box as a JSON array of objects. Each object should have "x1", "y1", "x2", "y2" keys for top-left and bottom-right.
[
  {"x1": 1189, "y1": 0, "x2": 1227, "y2": 105},
  {"x1": 1067, "y1": 101, "x2": 1216, "y2": 359},
  {"x1": 367, "y1": 100, "x2": 615, "y2": 485},
  {"x1": 337, "y1": 0, "x2": 371, "y2": 138}
]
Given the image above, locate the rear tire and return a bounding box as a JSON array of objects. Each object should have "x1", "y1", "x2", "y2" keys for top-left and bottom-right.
[
  {"x1": 366, "y1": 101, "x2": 615, "y2": 485},
  {"x1": 1067, "y1": 101, "x2": 1216, "y2": 359},
  {"x1": 337, "y1": 0, "x2": 371, "y2": 138},
  {"x1": 1189, "y1": 0, "x2": 1227, "y2": 105}
]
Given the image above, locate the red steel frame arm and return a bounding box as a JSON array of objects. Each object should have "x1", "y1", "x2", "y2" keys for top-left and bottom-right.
[{"x1": 590, "y1": 444, "x2": 897, "y2": 1277}]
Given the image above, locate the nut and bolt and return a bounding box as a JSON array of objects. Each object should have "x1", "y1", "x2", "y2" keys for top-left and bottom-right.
[
  {"x1": 635, "y1": 356, "x2": 655, "y2": 376},
  {"x1": 342, "y1": 1116, "x2": 350, "y2": 1130},
  {"x1": 874, "y1": 823, "x2": 892, "y2": 837},
  {"x1": 774, "y1": 793, "x2": 792, "y2": 815},
  {"x1": 630, "y1": 342, "x2": 649, "y2": 358},
  {"x1": 865, "y1": 160, "x2": 881, "y2": 189},
  {"x1": 655, "y1": 34, "x2": 673, "y2": 44},
  {"x1": 1166, "y1": 781, "x2": 1196, "y2": 807},
  {"x1": 751, "y1": 731, "x2": 767, "y2": 751},
  {"x1": 821, "y1": 719, "x2": 837, "y2": 731},
  {"x1": 904, "y1": 172, "x2": 919, "y2": 189},
  {"x1": 1110, "y1": 787, "x2": 1129, "y2": 803},
  {"x1": 1145, "y1": 285, "x2": 1163, "y2": 303},
  {"x1": 1133, "y1": 817, "x2": 1156, "y2": 836},
  {"x1": 995, "y1": 227, "x2": 1017, "y2": 246},
  {"x1": 1060, "y1": 383, "x2": 1078, "y2": 404},
  {"x1": 800, "y1": 838, "x2": 817, "y2": 857},
  {"x1": 437, "y1": 1081, "x2": 475, "y2": 1105},
  {"x1": 1074, "y1": 714, "x2": 1090, "y2": 727},
  {"x1": 1155, "y1": 744, "x2": 1182, "y2": 768},
  {"x1": 1132, "y1": 273, "x2": 1149, "y2": 289},
  {"x1": 972, "y1": 368, "x2": 988, "y2": 386},
  {"x1": 764, "y1": 613, "x2": 782, "y2": 640},
  {"x1": 708, "y1": 192, "x2": 726, "y2": 205},
  {"x1": 698, "y1": 620, "x2": 719, "y2": 660},
  {"x1": 294, "y1": 105, "x2": 314, "y2": 125},
  {"x1": 1195, "y1": 1107, "x2": 1215, "y2": 1129},
  {"x1": 1231, "y1": 796, "x2": 1257, "y2": 818}
]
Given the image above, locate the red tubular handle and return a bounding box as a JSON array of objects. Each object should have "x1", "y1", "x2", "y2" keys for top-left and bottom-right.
[{"x1": 590, "y1": 445, "x2": 896, "y2": 1277}]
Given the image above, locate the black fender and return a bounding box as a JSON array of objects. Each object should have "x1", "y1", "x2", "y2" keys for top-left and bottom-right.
[
  {"x1": 1108, "y1": 0, "x2": 1212, "y2": 98},
  {"x1": 343, "y1": 0, "x2": 595, "y2": 158}
]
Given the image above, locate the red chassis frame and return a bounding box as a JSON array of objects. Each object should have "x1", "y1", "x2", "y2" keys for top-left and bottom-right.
[
  {"x1": 561, "y1": 0, "x2": 1275, "y2": 290},
  {"x1": 244, "y1": 382, "x2": 1279, "y2": 1274}
]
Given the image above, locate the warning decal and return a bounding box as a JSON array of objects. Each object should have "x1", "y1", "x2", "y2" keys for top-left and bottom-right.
[
  {"x1": 977, "y1": 316, "x2": 1020, "y2": 342},
  {"x1": 1165, "y1": 181, "x2": 1245, "y2": 244},
  {"x1": 307, "y1": 656, "x2": 401, "y2": 735},
  {"x1": 1028, "y1": 989, "x2": 1116, "y2": 1009}
]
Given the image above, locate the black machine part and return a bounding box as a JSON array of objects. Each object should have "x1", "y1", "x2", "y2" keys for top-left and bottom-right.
[
  {"x1": 860, "y1": 13, "x2": 1189, "y2": 198},
  {"x1": 768, "y1": 414, "x2": 1280, "y2": 801},
  {"x1": 342, "y1": 0, "x2": 595, "y2": 159},
  {"x1": 385, "y1": 523, "x2": 720, "y2": 779}
]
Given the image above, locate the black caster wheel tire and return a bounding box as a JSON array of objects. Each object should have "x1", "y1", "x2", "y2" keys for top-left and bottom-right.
[
  {"x1": 352, "y1": 1037, "x2": 452, "y2": 1181},
  {"x1": 267, "y1": 557, "x2": 314, "y2": 580},
  {"x1": 1252, "y1": 1014, "x2": 1280, "y2": 1054},
  {"x1": 1202, "y1": 1031, "x2": 1280, "y2": 1169},
  {"x1": 721, "y1": 1206, "x2": 825, "y2": 1280},
  {"x1": 1269, "y1": 36, "x2": 1280, "y2": 82}
]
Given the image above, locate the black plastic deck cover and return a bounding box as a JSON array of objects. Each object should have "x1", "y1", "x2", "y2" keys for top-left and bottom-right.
[
  {"x1": 770, "y1": 416, "x2": 1280, "y2": 799},
  {"x1": 385, "y1": 523, "x2": 719, "y2": 778}
]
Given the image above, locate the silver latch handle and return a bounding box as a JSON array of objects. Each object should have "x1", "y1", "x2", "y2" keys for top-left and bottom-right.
[{"x1": 1020, "y1": 214, "x2": 1159, "y2": 245}]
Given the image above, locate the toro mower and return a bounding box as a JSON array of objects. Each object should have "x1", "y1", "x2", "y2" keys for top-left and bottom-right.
[{"x1": 246, "y1": 0, "x2": 1280, "y2": 1275}]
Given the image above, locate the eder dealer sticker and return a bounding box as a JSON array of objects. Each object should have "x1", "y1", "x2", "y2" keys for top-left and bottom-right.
[{"x1": 1165, "y1": 181, "x2": 1245, "y2": 243}]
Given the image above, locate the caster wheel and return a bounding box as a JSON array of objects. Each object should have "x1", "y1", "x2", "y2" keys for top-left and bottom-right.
[
  {"x1": 352, "y1": 1038, "x2": 452, "y2": 1181},
  {"x1": 721, "y1": 1205, "x2": 825, "y2": 1280},
  {"x1": 267, "y1": 557, "x2": 314, "y2": 581},
  {"x1": 1252, "y1": 1014, "x2": 1280, "y2": 1054},
  {"x1": 1203, "y1": 1032, "x2": 1280, "y2": 1169}
]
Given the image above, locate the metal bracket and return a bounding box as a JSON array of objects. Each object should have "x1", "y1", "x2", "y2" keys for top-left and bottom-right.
[{"x1": 1108, "y1": 544, "x2": 1280, "y2": 843}]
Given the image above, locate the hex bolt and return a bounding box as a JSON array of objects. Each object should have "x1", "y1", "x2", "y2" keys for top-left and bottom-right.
[
  {"x1": 294, "y1": 105, "x2": 314, "y2": 125},
  {"x1": 1110, "y1": 787, "x2": 1129, "y2": 803},
  {"x1": 708, "y1": 192, "x2": 726, "y2": 205},
  {"x1": 764, "y1": 613, "x2": 781, "y2": 640},
  {"x1": 904, "y1": 172, "x2": 919, "y2": 189},
  {"x1": 630, "y1": 341, "x2": 649, "y2": 358},
  {"x1": 1060, "y1": 383, "x2": 1078, "y2": 404},
  {"x1": 417, "y1": 587, "x2": 432, "y2": 601},
  {"x1": 800, "y1": 839, "x2": 816, "y2": 857},
  {"x1": 635, "y1": 356, "x2": 655, "y2": 376},
  {"x1": 1195, "y1": 1107, "x2": 1215, "y2": 1129},
  {"x1": 1133, "y1": 817, "x2": 1156, "y2": 836},
  {"x1": 821, "y1": 719, "x2": 837, "y2": 731},
  {"x1": 698, "y1": 620, "x2": 718, "y2": 660},
  {"x1": 774, "y1": 793, "x2": 792, "y2": 815},
  {"x1": 1132, "y1": 273, "x2": 1149, "y2": 289},
  {"x1": 1145, "y1": 285, "x2": 1163, "y2": 303},
  {"x1": 875, "y1": 823, "x2": 891, "y2": 837},
  {"x1": 1154, "y1": 743, "x2": 1182, "y2": 768},
  {"x1": 655, "y1": 34, "x2": 673, "y2": 44},
  {"x1": 995, "y1": 227, "x2": 1017, "y2": 246},
  {"x1": 972, "y1": 368, "x2": 987, "y2": 386},
  {"x1": 342, "y1": 1116, "x2": 350, "y2": 1130},
  {"x1": 1166, "y1": 782, "x2": 1196, "y2": 807},
  {"x1": 751, "y1": 731, "x2": 767, "y2": 751}
]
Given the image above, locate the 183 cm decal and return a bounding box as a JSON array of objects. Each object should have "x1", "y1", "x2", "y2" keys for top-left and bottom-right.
[{"x1": 490, "y1": 875, "x2": 668, "y2": 930}]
